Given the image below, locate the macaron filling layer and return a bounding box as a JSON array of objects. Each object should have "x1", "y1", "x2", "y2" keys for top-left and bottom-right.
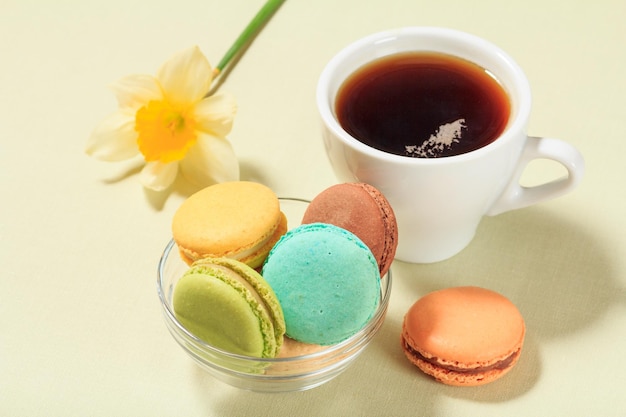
[
  {"x1": 401, "y1": 337, "x2": 521, "y2": 374},
  {"x1": 210, "y1": 264, "x2": 275, "y2": 325},
  {"x1": 228, "y1": 212, "x2": 287, "y2": 266},
  {"x1": 177, "y1": 211, "x2": 285, "y2": 266}
]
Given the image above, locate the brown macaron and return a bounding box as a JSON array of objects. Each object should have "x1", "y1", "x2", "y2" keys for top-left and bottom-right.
[
  {"x1": 401, "y1": 286, "x2": 525, "y2": 386},
  {"x1": 301, "y1": 183, "x2": 398, "y2": 277}
]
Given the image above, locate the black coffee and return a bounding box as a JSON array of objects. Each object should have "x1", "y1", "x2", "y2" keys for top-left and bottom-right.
[{"x1": 335, "y1": 52, "x2": 510, "y2": 158}]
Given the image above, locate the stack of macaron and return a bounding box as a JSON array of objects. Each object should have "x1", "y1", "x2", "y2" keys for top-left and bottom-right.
[{"x1": 169, "y1": 181, "x2": 398, "y2": 359}]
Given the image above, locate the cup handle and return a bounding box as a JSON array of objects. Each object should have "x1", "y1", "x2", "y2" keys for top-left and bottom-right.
[{"x1": 487, "y1": 136, "x2": 585, "y2": 216}]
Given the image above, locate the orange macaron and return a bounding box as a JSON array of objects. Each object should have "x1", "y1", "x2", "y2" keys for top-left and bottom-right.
[
  {"x1": 401, "y1": 286, "x2": 525, "y2": 386},
  {"x1": 172, "y1": 181, "x2": 287, "y2": 269}
]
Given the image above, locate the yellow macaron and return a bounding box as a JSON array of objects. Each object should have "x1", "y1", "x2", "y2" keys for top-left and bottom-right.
[{"x1": 172, "y1": 181, "x2": 287, "y2": 269}]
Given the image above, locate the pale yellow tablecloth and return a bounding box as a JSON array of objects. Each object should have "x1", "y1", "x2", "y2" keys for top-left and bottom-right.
[{"x1": 1, "y1": 0, "x2": 625, "y2": 416}]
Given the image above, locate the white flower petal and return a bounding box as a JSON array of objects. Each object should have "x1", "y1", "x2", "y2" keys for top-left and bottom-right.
[
  {"x1": 193, "y1": 92, "x2": 237, "y2": 137},
  {"x1": 110, "y1": 74, "x2": 162, "y2": 109},
  {"x1": 85, "y1": 109, "x2": 139, "y2": 161},
  {"x1": 179, "y1": 133, "x2": 239, "y2": 187},
  {"x1": 157, "y1": 46, "x2": 212, "y2": 108},
  {"x1": 140, "y1": 161, "x2": 179, "y2": 191}
]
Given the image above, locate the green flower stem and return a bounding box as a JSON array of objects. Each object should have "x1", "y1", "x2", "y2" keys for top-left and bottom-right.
[{"x1": 214, "y1": 0, "x2": 286, "y2": 77}]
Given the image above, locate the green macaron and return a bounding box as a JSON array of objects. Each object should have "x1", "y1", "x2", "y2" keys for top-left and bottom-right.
[
  {"x1": 262, "y1": 223, "x2": 381, "y2": 345},
  {"x1": 173, "y1": 257, "x2": 285, "y2": 358}
]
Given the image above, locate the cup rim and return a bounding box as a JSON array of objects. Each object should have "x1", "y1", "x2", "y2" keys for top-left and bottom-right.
[{"x1": 316, "y1": 26, "x2": 532, "y2": 165}]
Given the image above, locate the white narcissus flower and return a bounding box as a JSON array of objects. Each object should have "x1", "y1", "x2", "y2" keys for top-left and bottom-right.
[{"x1": 86, "y1": 46, "x2": 239, "y2": 191}]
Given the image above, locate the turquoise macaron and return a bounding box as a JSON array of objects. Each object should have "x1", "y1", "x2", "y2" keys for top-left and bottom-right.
[{"x1": 262, "y1": 223, "x2": 381, "y2": 345}]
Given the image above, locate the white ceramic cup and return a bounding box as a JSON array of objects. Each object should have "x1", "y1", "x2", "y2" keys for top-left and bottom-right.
[{"x1": 316, "y1": 27, "x2": 585, "y2": 263}]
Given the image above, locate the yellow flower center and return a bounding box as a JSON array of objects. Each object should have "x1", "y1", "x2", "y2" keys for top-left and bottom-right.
[{"x1": 135, "y1": 100, "x2": 197, "y2": 163}]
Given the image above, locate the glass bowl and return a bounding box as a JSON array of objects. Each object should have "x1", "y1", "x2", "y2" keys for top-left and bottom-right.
[{"x1": 156, "y1": 198, "x2": 392, "y2": 392}]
